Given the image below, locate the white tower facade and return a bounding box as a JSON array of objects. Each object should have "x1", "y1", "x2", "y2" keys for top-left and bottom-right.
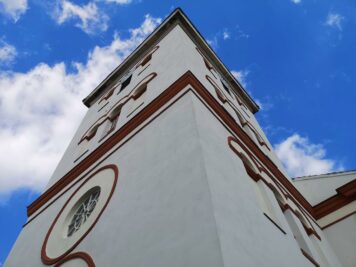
[{"x1": 5, "y1": 9, "x2": 353, "y2": 267}]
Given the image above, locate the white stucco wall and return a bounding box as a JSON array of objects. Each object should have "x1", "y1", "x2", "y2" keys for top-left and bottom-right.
[
  {"x1": 293, "y1": 171, "x2": 356, "y2": 205},
  {"x1": 323, "y1": 213, "x2": 356, "y2": 267},
  {"x1": 6, "y1": 92, "x2": 331, "y2": 267},
  {"x1": 5, "y1": 94, "x2": 224, "y2": 267}
]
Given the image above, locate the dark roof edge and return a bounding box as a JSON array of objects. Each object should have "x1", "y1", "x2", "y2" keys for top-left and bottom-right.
[
  {"x1": 292, "y1": 169, "x2": 356, "y2": 181},
  {"x1": 82, "y1": 8, "x2": 259, "y2": 113}
]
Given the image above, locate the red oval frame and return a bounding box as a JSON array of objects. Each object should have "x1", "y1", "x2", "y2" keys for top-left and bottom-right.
[{"x1": 41, "y1": 164, "x2": 118, "y2": 265}]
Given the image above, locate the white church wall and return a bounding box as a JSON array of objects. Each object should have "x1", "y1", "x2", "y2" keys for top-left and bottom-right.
[
  {"x1": 6, "y1": 93, "x2": 226, "y2": 267},
  {"x1": 190, "y1": 95, "x2": 315, "y2": 266},
  {"x1": 323, "y1": 213, "x2": 356, "y2": 267},
  {"x1": 293, "y1": 172, "x2": 356, "y2": 206}
]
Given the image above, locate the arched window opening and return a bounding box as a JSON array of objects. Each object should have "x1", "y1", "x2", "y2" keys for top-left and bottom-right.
[
  {"x1": 99, "y1": 88, "x2": 114, "y2": 104},
  {"x1": 107, "y1": 103, "x2": 122, "y2": 122},
  {"x1": 132, "y1": 83, "x2": 147, "y2": 100},
  {"x1": 141, "y1": 53, "x2": 152, "y2": 67},
  {"x1": 86, "y1": 126, "x2": 97, "y2": 140},
  {"x1": 79, "y1": 115, "x2": 107, "y2": 144},
  {"x1": 127, "y1": 83, "x2": 147, "y2": 118},
  {"x1": 137, "y1": 46, "x2": 159, "y2": 69},
  {"x1": 206, "y1": 75, "x2": 228, "y2": 104},
  {"x1": 96, "y1": 104, "x2": 122, "y2": 142},
  {"x1": 100, "y1": 116, "x2": 119, "y2": 141},
  {"x1": 98, "y1": 87, "x2": 116, "y2": 112},
  {"x1": 125, "y1": 72, "x2": 157, "y2": 116},
  {"x1": 75, "y1": 116, "x2": 106, "y2": 162}
]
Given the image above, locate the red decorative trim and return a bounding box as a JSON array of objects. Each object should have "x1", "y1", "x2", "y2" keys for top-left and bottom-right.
[
  {"x1": 79, "y1": 73, "x2": 157, "y2": 145},
  {"x1": 313, "y1": 179, "x2": 356, "y2": 219},
  {"x1": 228, "y1": 136, "x2": 320, "y2": 239},
  {"x1": 206, "y1": 75, "x2": 228, "y2": 103},
  {"x1": 241, "y1": 121, "x2": 270, "y2": 150},
  {"x1": 227, "y1": 136, "x2": 313, "y2": 216},
  {"x1": 300, "y1": 249, "x2": 320, "y2": 267},
  {"x1": 196, "y1": 47, "x2": 213, "y2": 70},
  {"x1": 25, "y1": 90, "x2": 190, "y2": 227},
  {"x1": 54, "y1": 252, "x2": 95, "y2": 267},
  {"x1": 79, "y1": 115, "x2": 107, "y2": 144},
  {"x1": 337, "y1": 179, "x2": 356, "y2": 197},
  {"x1": 321, "y1": 211, "x2": 356, "y2": 229},
  {"x1": 28, "y1": 71, "x2": 315, "y2": 223},
  {"x1": 41, "y1": 164, "x2": 118, "y2": 265},
  {"x1": 282, "y1": 204, "x2": 321, "y2": 240},
  {"x1": 136, "y1": 46, "x2": 159, "y2": 68},
  {"x1": 98, "y1": 88, "x2": 115, "y2": 105}
]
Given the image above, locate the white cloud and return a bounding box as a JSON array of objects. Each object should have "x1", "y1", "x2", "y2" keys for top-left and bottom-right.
[
  {"x1": 222, "y1": 29, "x2": 230, "y2": 40},
  {"x1": 231, "y1": 69, "x2": 271, "y2": 111},
  {"x1": 291, "y1": 0, "x2": 301, "y2": 4},
  {"x1": 103, "y1": 0, "x2": 132, "y2": 4},
  {"x1": 325, "y1": 12, "x2": 344, "y2": 31},
  {"x1": 0, "y1": 39, "x2": 17, "y2": 65},
  {"x1": 231, "y1": 69, "x2": 249, "y2": 88},
  {"x1": 0, "y1": 0, "x2": 27, "y2": 22},
  {"x1": 235, "y1": 25, "x2": 250, "y2": 39},
  {"x1": 274, "y1": 134, "x2": 343, "y2": 177},
  {"x1": 0, "y1": 14, "x2": 161, "y2": 196},
  {"x1": 54, "y1": 0, "x2": 109, "y2": 35},
  {"x1": 207, "y1": 36, "x2": 218, "y2": 50}
]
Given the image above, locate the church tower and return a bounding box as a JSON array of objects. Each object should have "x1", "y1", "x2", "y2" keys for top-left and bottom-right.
[{"x1": 4, "y1": 9, "x2": 347, "y2": 267}]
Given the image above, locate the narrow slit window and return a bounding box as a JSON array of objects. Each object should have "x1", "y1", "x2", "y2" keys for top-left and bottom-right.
[
  {"x1": 120, "y1": 74, "x2": 132, "y2": 92},
  {"x1": 221, "y1": 79, "x2": 231, "y2": 95}
]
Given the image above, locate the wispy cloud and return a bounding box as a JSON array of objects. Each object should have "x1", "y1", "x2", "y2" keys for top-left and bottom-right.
[
  {"x1": 103, "y1": 0, "x2": 133, "y2": 4},
  {"x1": 231, "y1": 69, "x2": 249, "y2": 88},
  {"x1": 54, "y1": 0, "x2": 109, "y2": 35},
  {"x1": 208, "y1": 25, "x2": 249, "y2": 50},
  {"x1": 0, "y1": 14, "x2": 161, "y2": 198},
  {"x1": 290, "y1": 0, "x2": 301, "y2": 4},
  {"x1": 235, "y1": 25, "x2": 249, "y2": 39},
  {"x1": 0, "y1": 39, "x2": 17, "y2": 66},
  {"x1": 231, "y1": 68, "x2": 272, "y2": 111},
  {"x1": 207, "y1": 36, "x2": 218, "y2": 50},
  {"x1": 0, "y1": 0, "x2": 27, "y2": 22},
  {"x1": 275, "y1": 134, "x2": 343, "y2": 177},
  {"x1": 222, "y1": 29, "x2": 230, "y2": 40},
  {"x1": 325, "y1": 12, "x2": 344, "y2": 31}
]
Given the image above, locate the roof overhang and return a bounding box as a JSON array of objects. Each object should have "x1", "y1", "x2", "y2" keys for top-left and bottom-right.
[{"x1": 82, "y1": 8, "x2": 259, "y2": 113}]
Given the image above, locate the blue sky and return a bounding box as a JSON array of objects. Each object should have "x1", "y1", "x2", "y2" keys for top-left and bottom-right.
[{"x1": 0, "y1": 0, "x2": 355, "y2": 264}]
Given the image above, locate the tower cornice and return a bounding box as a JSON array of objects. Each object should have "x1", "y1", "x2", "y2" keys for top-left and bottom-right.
[{"x1": 82, "y1": 8, "x2": 259, "y2": 113}]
